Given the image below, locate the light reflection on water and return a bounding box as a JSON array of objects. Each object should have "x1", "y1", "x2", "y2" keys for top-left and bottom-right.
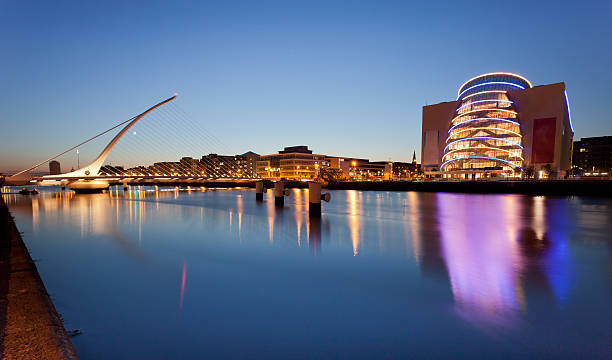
[{"x1": 2, "y1": 186, "x2": 612, "y2": 359}]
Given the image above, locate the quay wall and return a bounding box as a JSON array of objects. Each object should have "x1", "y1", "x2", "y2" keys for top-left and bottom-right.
[
  {"x1": 325, "y1": 180, "x2": 612, "y2": 197},
  {"x1": 116, "y1": 179, "x2": 612, "y2": 197}
]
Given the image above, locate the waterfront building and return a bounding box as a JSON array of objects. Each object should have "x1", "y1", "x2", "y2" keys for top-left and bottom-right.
[
  {"x1": 256, "y1": 146, "x2": 327, "y2": 180},
  {"x1": 180, "y1": 157, "x2": 200, "y2": 175},
  {"x1": 126, "y1": 166, "x2": 153, "y2": 176},
  {"x1": 326, "y1": 157, "x2": 389, "y2": 180},
  {"x1": 49, "y1": 160, "x2": 61, "y2": 175},
  {"x1": 256, "y1": 146, "x2": 418, "y2": 181},
  {"x1": 572, "y1": 136, "x2": 612, "y2": 177},
  {"x1": 201, "y1": 153, "x2": 258, "y2": 178},
  {"x1": 150, "y1": 161, "x2": 180, "y2": 175},
  {"x1": 386, "y1": 152, "x2": 421, "y2": 180},
  {"x1": 255, "y1": 158, "x2": 280, "y2": 178},
  {"x1": 390, "y1": 162, "x2": 420, "y2": 179},
  {"x1": 99, "y1": 165, "x2": 125, "y2": 176},
  {"x1": 366, "y1": 161, "x2": 393, "y2": 180},
  {"x1": 200, "y1": 154, "x2": 229, "y2": 176},
  {"x1": 422, "y1": 72, "x2": 574, "y2": 179},
  {"x1": 240, "y1": 151, "x2": 260, "y2": 177}
]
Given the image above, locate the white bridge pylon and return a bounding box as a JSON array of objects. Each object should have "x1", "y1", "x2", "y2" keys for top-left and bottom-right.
[
  {"x1": 6, "y1": 94, "x2": 177, "y2": 190},
  {"x1": 46, "y1": 94, "x2": 177, "y2": 179}
]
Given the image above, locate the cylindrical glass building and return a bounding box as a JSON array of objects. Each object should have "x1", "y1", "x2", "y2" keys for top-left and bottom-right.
[{"x1": 441, "y1": 72, "x2": 532, "y2": 176}]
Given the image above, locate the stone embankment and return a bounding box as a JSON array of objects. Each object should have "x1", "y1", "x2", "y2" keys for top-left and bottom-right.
[
  {"x1": 126, "y1": 179, "x2": 612, "y2": 197},
  {"x1": 325, "y1": 180, "x2": 612, "y2": 196}
]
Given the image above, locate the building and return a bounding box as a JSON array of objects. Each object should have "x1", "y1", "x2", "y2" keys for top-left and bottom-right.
[
  {"x1": 390, "y1": 162, "x2": 420, "y2": 179},
  {"x1": 256, "y1": 146, "x2": 327, "y2": 180},
  {"x1": 256, "y1": 158, "x2": 280, "y2": 179},
  {"x1": 199, "y1": 154, "x2": 230, "y2": 177},
  {"x1": 256, "y1": 145, "x2": 419, "y2": 181},
  {"x1": 359, "y1": 161, "x2": 391, "y2": 180},
  {"x1": 388, "y1": 152, "x2": 421, "y2": 180},
  {"x1": 422, "y1": 72, "x2": 574, "y2": 179},
  {"x1": 240, "y1": 151, "x2": 260, "y2": 177},
  {"x1": 572, "y1": 136, "x2": 612, "y2": 177},
  {"x1": 150, "y1": 161, "x2": 180, "y2": 175},
  {"x1": 99, "y1": 165, "x2": 125, "y2": 175},
  {"x1": 179, "y1": 157, "x2": 200, "y2": 175},
  {"x1": 325, "y1": 157, "x2": 392, "y2": 180},
  {"x1": 49, "y1": 160, "x2": 61, "y2": 175},
  {"x1": 200, "y1": 153, "x2": 258, "y2": 178},
  {"x1": 125, "y1": 166, "x2": 154, "y2": 176}
]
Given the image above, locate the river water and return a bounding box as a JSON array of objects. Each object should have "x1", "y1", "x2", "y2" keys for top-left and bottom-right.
[{"x1": 3, "y1": 187, "x2": 612, "y2": 359}]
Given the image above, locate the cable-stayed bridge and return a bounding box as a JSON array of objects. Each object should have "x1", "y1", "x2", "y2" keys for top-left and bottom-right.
[{"x1": 4, "y1": 94, "x2": 260, "y2": 192}]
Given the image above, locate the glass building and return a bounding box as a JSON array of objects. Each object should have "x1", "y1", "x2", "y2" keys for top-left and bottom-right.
[
  {"x1": 421, "y1": 72, "x2": 573, "y2": 179},
  {"x1": 441, "y1": 73, "x2": 532, "y2": 175}
]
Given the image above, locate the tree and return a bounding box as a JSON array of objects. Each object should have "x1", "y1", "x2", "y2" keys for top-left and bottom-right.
[
  {"x1": 524, "y1": 166, "x2": 535, "y2": 180},
  {"x1": 317, "y1": 167, "x2": 345, "y2": 183},
  {"x1": 541, "y1": 164, "x2": 553, "y2": 178}
]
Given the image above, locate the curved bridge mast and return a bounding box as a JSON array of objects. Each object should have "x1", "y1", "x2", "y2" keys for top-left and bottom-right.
[{"x1": 44, "y1": 94, "x2": 177, "y2": 180}]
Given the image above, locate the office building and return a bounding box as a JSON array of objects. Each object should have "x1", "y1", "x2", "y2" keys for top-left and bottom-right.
[
  {"x1": 572, "y1": 136, "x2": 612, "y2": 177},
  {"x1": 200, "y1": 153, "x2": 258, "y2": 178},
  {"x1": 179, "y1": 157, "x2": 200, "y2": 175},
  {"x1": 256, "y1": 146, "x2": 327, "y2": 179},
  {"x1": 327, "y1": 157, "x2": 389, "y2": 180}
]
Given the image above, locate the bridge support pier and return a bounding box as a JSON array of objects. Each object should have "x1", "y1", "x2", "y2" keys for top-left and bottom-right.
[
  {"x1": 68, "y1": 180, "x2": 109, "y2": 194},
  {"x1": 122, "y1": 182, "x2": 128, "y2": 191},
  {"x1": 255, "y1": 181, "x2": 264, "y2": 201}
]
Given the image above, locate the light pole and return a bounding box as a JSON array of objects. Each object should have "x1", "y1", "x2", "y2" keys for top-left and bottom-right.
[{"x1": 77, "y1": 149, "x2": 80, "y2": 169}]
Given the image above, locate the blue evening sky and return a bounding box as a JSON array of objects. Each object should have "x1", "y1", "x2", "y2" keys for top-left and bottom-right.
[{"x1": 1, "y1": 0, "x2": 611, "y2": 172}]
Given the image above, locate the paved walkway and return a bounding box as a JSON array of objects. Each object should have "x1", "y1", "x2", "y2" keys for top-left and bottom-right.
[{"x1": 0, "y1": 197, "x2": 78, "y2": 359}]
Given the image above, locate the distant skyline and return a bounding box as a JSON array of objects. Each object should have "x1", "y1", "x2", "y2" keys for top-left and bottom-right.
[{"x1": 2, "y1": 0, "x2": 612, "y2": 173}]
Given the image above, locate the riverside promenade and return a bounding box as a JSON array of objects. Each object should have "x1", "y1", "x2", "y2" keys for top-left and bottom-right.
[{"x1": 0, "y1": 197, "x2": 78, "y2": 359}]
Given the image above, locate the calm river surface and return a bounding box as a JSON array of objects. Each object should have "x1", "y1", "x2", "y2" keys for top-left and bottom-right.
[{"x1": 3, "y1": 187, "x2": 612, "y2": 359}]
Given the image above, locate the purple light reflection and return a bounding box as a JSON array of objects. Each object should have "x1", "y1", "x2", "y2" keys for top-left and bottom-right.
[{"x1": 436, "y1": 193, "x2": 525, "y2": 325}]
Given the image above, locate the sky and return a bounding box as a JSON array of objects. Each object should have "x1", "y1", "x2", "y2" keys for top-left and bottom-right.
[{"x1": 1, "y1": 0, "x2": 611, "y2": 173}]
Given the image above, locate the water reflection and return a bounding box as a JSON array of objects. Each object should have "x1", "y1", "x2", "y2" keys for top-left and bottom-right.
[
  {"x1": 179, "y1": 260, "x2": 187, "y2": 311},
  {"x1": 308, "y1": 216, "x2": 321, "y2": 256},
  {"x1": 416, "y1": 193, "x2": 450, "y2": 281},
  {"x1": 430, "y1": 194, "x2": 575, "y2": 325},
  {"x1": 236, "y1": 194, "x2": 243, "y2": 237},
  {"x1": 347, "y1": 190, "x2": 360, "y2": 256},
  {"x1": 405, "y1": 191, "x2": 421, "y2": 262},
  {"x1": 437, "y1": 194, "x2": 525, "y2": 324},
  {"x1": 2, "y1": 187, "x2": 612, "y2": 358},
  {"x1": 266, "y1": 189, "x2": 275, "y2": 244}
]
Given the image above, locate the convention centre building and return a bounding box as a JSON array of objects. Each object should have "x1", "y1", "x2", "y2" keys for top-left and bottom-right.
[{"x1": 421, "y1": 72, "x2": 574, "y2": 179}]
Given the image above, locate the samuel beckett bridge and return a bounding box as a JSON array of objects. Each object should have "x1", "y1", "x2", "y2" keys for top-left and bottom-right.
[{"x1": 3, "y1": 94, "x2": 261, "y2": 193}]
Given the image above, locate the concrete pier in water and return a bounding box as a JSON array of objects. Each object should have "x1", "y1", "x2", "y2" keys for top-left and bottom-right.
[{"x1": 255, "y1": 181, "x2": 264, "y2": 201}]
